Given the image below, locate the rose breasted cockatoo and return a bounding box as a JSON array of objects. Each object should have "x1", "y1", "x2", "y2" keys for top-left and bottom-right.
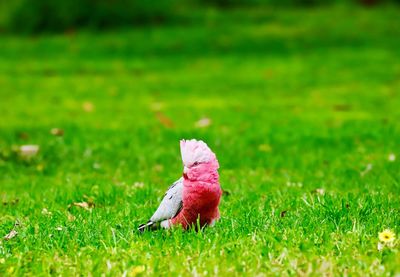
[{"x1": 138, "y1": 139, "x2": 221, "y2": 231}]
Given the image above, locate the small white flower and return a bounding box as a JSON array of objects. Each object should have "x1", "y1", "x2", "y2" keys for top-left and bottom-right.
[
  {"x1": 55, "y1": 226, "x2": 63, "y2": 231},
  {"x1": 379, "y1": 229, "x2": 396, "y2": 243},
  {"x1": 377, "y1": 242, "x2": 384, "y2": 251},
  {"x1": 388, "y1": 153, "x2": 396, "y2": 162}
]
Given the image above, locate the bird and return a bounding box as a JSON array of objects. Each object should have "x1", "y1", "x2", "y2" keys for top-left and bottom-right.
[{"x1": 138, "y1": 139, "x2": 221, "y2": 232}]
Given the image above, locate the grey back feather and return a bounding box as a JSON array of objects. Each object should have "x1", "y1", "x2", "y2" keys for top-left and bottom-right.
[{"x1": 150, "y1": 177, "x2": 183, "y2": 222}]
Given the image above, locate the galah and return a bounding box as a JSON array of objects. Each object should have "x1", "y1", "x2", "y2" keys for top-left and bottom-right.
[{"x1": 138, "y1": 139, "x2": 221, "y2": 231}]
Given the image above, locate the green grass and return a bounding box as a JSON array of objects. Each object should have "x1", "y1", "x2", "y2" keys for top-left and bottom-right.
[{"x1": 1, "y1": 6, "x2": 400, "y2": 276}]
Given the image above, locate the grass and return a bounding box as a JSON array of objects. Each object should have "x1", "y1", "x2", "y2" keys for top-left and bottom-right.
[{"x1": 1, "y1": 5, "x2": 400, "y2": 276}]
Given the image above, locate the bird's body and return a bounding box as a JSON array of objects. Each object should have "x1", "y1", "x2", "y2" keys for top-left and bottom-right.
[
  {"x1": 138, "y1": 139, "x2": 221, "y2": 231},
  {"x1": 170, "y1": 177, "x2": 221, "y2": 229}
]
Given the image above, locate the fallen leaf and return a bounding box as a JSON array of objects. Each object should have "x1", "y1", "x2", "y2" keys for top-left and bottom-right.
[
  {"x1": 82, "y1": 101, "x2": 94, "y2": 112},
  {"x1": 17, "y1": 132, "x2": 29, "y2": 140},
  {"x1": 50, "y1": 128, "x2": 64, "y2": 136},
  {"x1": 222, "y1": 189, "x2": 231, "y2": 196},
  {"x1": 2, "y1": 199, "x2": 19, "y2": 206},
  {"x1": 74, "y1": 202, "x2": 89, "y2": 209},
  {"x1": 280, "y1": 210, "x2": 288, "y2": 217},
  {"x1": 83, "y1": 195, "x2": 96, "y2": 207},
  {"x1": 3, "y1": 230, "x2": 18, "y2": 241},
  {"x1": 155, "y1": 111, "x2": 174, "y2": 128},
  {"x1": 69, "y1": 202, "x2": 92, "y2": 211},
  {"x1": 19, "y1": 145, "x2": 39, "y2": 158},
  {"x1": 195, "y1": 118, "x2": 211, "y2": 128}
]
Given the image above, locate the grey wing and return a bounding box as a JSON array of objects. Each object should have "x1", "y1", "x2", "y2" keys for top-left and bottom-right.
[{"x1": 150, "y1": 177, "x2": 183, "y2": 223}]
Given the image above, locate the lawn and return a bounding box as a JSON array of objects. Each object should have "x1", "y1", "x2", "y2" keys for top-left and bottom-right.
[{"x1": 1, "y1": 6, "x2": 400, "y2": 276}]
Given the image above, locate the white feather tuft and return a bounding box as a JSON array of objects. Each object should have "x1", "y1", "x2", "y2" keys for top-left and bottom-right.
[{"x1": 180, "y1": 139, "x2": 214, "y2": 167}]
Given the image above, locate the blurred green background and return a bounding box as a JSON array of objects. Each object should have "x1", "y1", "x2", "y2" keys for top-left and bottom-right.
[{"x1": 0, "y1": 0, "x2": 399, "y2": 33}]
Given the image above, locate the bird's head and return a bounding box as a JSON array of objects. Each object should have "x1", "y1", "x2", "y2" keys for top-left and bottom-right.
[{"x1": 180, "y1": 139, "x2": 219, "y2": 180}]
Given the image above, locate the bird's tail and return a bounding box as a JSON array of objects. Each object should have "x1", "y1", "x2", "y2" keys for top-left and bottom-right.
[{"x1": 138, "y1": 220, "x2": 156, "y2": 233}]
